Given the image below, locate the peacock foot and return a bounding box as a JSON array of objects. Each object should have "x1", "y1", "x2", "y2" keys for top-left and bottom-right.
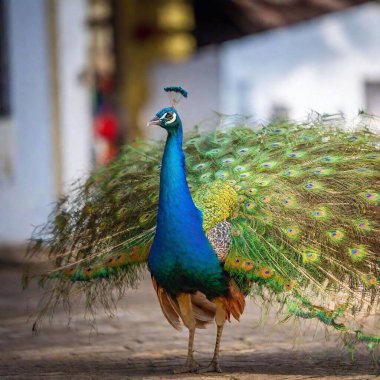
[
  {"x1": 173, "y1": 358, "x2": 199, "y2": 374},
  {"x1": 197, "y1": 360, "x2": 222, "y2": 373}
]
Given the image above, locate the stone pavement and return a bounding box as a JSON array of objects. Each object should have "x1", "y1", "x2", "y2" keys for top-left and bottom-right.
[{"x1": 0, "y1": 265, "x2": 378, "y2": 379}]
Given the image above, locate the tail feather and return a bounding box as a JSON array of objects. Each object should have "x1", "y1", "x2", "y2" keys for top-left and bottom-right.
[
  {"x1": 25, "y1": 113, "x2": 379, "y2": 349},
  {"x1": 184, "y1": 114, "x2": 379, "y2": 347}
]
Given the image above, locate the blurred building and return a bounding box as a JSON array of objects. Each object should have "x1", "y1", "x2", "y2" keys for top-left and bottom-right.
[
  {"x1": 219, "y1": 2, "x2": 380, "y2": 121},
  {"x1": 1, "y1": 0, "x2": 380, "y2": 246},
  {"x1": 144, "y1": 1, "x2": 380, "y2": 134},
  {"x1": 0, "y1": 0, "x2": 91, "y2": 244}
]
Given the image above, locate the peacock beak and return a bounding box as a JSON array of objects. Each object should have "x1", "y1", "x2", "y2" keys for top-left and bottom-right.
[{"x1": 147, "y1": 116, "x2": 161, "y2": 127}]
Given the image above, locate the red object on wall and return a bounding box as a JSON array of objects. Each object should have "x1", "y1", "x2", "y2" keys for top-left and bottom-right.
[{"x1": 95, "y1": 111, "x2": 118, "y2": 142}]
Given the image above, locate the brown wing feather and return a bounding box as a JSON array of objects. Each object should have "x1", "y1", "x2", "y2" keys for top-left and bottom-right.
[
  {"x1": 190, "y1": 292, "x2": 216, "y2": 322},
  {"x1": 223, "y1": 280, "x2": 246, "y2": 321},
  {"x1": 152, "y1": 278, "x2": 217, "y2": 329},
  {"x1": 152, "y1": 278, "x2": 182, "y2": 330}
]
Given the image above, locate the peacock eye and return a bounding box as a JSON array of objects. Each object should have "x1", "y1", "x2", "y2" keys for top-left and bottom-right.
[{"x1": 164, "y1": 111, "x2": 177, "y2": 125}]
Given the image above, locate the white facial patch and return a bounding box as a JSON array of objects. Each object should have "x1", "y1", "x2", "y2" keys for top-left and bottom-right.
[{"x1": 161, "y1": 112, "x2": 177, "y2": 125}]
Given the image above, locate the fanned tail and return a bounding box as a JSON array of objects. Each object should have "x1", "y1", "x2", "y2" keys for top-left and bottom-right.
[
  {"x1": 25, "y1": 113, "x2": 379, "y2": 348},
  {"x1": 183, "y1": 113, "x2": 380, "y2": 348},
  {"x1": 25, "y1": 140, "x2": 164, "y2": 326}
]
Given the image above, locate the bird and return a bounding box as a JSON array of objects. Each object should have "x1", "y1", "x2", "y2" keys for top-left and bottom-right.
[{"x1": 26, "y1": 86, "x2": 380, "y2": 374}]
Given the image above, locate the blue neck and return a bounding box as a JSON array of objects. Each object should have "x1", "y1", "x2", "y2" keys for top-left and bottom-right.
[
  {"x1": 149, "y1": 120, "x2": 226, "y2": 298},
  {"x1": 157, "y1": 123, "x2": 200, "y2": 231}
]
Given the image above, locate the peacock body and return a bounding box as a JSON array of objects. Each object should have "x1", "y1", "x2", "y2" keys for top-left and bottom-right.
[
  {"x1": 26, "y1": 87, "x2": 380, "y2": 373},
  {"x1": 148, "y1": 110, "x2": 229, "y2": 299}
]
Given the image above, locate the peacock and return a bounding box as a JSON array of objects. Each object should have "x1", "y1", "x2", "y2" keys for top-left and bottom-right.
[{"x1": 26, "y1": 87, "x2": 380, "y2": 374}]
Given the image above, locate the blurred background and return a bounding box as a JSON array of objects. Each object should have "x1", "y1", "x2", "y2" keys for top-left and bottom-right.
[{"x1": 1, "y1": 0, "x2": 380, "y2": 251}]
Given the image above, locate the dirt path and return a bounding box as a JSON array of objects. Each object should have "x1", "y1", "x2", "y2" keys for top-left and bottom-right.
[{"x1": 0, "y1": 266, "x2": 378, "y2": 379}]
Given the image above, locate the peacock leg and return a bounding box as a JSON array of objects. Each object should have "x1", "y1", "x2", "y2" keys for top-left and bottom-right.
[
  {"x1": 173, "y1": 293, "x2": 199, "y2": 374},
  {"x1": 198, "y1": 297, "x2": 225, "y2": 373}
]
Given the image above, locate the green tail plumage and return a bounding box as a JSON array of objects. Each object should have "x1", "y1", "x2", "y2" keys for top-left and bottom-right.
[{"x1": 26, "y1": 114, "x2": 379, "y2": 345}]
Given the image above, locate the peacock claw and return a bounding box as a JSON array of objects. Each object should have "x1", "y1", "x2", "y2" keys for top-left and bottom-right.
[
  {"x1": 197, "y1": 361, "x2": 222, "y2": 373},
  {"x1": 173, "y1": 358, "x2": 199, "y2": 374}
]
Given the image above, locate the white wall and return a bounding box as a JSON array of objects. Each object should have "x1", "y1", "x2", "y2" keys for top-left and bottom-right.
[
  {"x1": 57, "y1": 0, "x2": 92, "y2": 190},
  {"x1": 0, "y1": 0, "x2": 92, "y2": 244},
  {"x1": 0, "y1": 0, "x2": 56, "y2": 243},
  {"x1": 220, "y1": 3, "x2": 380, "y2": 124}
]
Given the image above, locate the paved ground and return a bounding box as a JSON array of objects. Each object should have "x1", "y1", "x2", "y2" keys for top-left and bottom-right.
[{"x1": 0, "y1": 265, "x2": 379, "y2": 380}]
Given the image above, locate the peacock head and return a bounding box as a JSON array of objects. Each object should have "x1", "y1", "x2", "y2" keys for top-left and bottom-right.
[
  {"x1": 147, "y1": 86, "x2": 187, "y2": 132},
  {"x1": 148, "y1": 107, "x2": 181, "y2": 131}
]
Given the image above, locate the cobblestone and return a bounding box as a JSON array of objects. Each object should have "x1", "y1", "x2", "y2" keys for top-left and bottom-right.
[{"x1": 0, "y1": 266, "x2": 378, "y2": 379}]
